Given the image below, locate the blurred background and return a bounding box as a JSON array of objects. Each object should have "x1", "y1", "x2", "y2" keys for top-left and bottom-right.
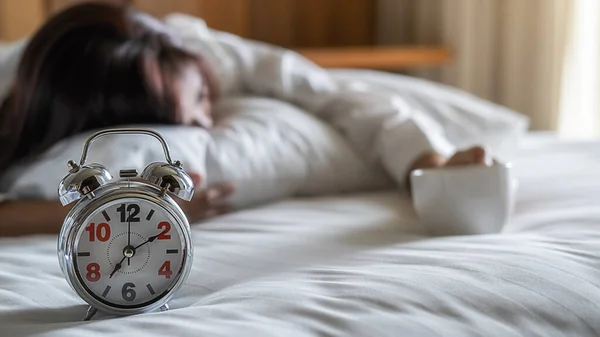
[{"x1": 0, "y1": 0, "x2": 594, "y2": 138}]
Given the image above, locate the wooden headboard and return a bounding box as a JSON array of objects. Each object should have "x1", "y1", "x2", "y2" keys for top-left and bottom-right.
[{"x1": 0, "y1": 0, "x2": 451, "y2": 70}]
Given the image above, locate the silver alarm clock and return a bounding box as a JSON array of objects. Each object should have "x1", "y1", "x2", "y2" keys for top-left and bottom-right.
[{"x1": 57, "y1": 128, "x2": 194, "y2": 320}]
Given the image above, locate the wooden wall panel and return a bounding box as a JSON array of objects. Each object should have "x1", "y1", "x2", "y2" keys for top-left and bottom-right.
[
  {"x1": 330, "y1": 0, "x2": 375, "y2": 46},
  {"x1": 249, "y1": 0, "x2": 375, "y2": 48},
  {"x1": 49, "y1": 0, "x2": 129, "y2": 13},
  {"x1": 249, "y1": 0, "x2": 294, "y2": 46},
  {"x1": 199, "y1": 0, "x2": 250, "y2": 37},
  {"x1": 0, "y1": 0, "x2": 46, "y2": 40},
  {"x1": 134, "y1": 0, "x2": 250, "y2": 37},
  {"x1": 133, "y1": 0, "x2": 200, "y2": 19},
  {"x1": 0, "y1": 0, "x2": 450, "y2": 69},
  {"x1": 295, "y1": 0, "x2": 330, "y2": 47},
  {"x1": 1, "y1": 0, "x2": 376, "y2": 47}
]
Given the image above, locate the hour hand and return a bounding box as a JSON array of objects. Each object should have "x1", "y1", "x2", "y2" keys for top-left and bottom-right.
[{"x1": 109, "y1": 257, "x2": 126, "y2": 278}]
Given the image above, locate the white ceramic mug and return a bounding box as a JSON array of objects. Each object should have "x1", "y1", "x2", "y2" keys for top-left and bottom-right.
[{"x1": 410, "y1": 163, "x2": 517, "y2": 236}]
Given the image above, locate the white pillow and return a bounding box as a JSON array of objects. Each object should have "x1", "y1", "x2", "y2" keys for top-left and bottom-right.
[
  {"x1": 206, "y1": 97, "x2": 387, "y2": 205},
  {"x1": 1, "y1": 97, "x2": 386, "y2": 209}
]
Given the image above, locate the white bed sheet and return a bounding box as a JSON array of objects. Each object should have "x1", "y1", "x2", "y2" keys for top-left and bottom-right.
[{"x1": 2, "y1": 133, "x2": 600, "y2": 337}]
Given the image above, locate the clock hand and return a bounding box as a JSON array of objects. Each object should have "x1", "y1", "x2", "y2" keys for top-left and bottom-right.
[
  {"x1": 134, "y1": 233, "x2": 161, "y2": 250},
  {"x1": 109, "y1": 256, "x2": 126, "y2": 278},
  {"x1": 108, "y1": 233, "x2": 159, "y2": 278},
  {"x1": 127, "y1": 209, "x2": 131, "y2": 266}
]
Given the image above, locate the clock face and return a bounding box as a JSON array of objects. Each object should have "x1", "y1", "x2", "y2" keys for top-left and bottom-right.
[{"x1": 73, "y1": 198, "x2": 186, "y2": 309}]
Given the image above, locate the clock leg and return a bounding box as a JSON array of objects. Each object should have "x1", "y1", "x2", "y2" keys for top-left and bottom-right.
[
  {"x1": 83, "y1": 306, "x2": 98, "y2": 321},
  {"x1": 159, "y1": 303, "x2": 170, "y2": 312}
]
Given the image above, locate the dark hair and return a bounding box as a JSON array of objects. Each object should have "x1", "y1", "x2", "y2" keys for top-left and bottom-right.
[{"x1": 0, "y1": 2, "x2": 218, "y2": 172}]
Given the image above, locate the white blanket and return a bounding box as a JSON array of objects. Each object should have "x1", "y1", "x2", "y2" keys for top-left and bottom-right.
[{"x1": 2, "y1": 133, "x2": 600, "y2": 337}]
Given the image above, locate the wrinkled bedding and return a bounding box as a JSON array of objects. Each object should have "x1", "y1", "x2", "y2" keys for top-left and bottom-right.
[{"x1": 2, "y1": 134, "x2": 600, "y2": 337}]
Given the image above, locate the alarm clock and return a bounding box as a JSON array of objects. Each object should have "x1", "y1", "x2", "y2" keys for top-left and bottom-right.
[{"x1": 57, "y1": 128, "x2": 195, "y2": 321}]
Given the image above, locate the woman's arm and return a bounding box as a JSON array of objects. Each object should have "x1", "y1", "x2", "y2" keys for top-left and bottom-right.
[{"x1": 0, "y1": 200, "x2": 69, "y2": 237}]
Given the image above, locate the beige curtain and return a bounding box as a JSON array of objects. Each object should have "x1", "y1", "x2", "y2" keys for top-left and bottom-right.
[
  {"x1": 558, "y1": 0, "x2": 600, "y2": 138},
  {"x1": 378, "y1": 0, "x2": 573, "y2": 131}
]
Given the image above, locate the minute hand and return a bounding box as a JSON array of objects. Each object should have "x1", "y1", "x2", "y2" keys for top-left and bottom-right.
[
  {"x1": 127, "y1": 209, "x2": 131, "y2": 266},
  {"x1": 134, "y1": 233, "x2": 161, "y2": 250}
]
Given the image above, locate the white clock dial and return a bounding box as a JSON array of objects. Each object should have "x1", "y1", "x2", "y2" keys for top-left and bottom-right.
[{"x1": 73, "y1": 198, "x2": 186, "y2": 308}]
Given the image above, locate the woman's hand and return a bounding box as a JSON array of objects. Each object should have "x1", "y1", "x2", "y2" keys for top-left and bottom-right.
[
  {"x1": 178, "y1": 173, "x2": 235, "y2": 224},
  {"x1": 411, "y1": 146, "x2": 489, "y2": 171},
  {"x1": 407, "y1": 146, "x2": 490, "y2": 194}
]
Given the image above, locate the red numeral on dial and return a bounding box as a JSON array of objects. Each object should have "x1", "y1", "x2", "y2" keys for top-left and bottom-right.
[
  {"x1": 97, "y1": 223, "x2": 110, "y2": 241},
  {"x1": 157, "y1": 222, "x2": 171, "y2": 240},
  {"x1": 158, "y1": 261, "x2": 173, "y2": 279},
  {"x1": 85, "y1": 223, "x2": 111, "y2": 242},
  {"x1": 86, "y1": 263, "x2": 101, "y2": 282}
]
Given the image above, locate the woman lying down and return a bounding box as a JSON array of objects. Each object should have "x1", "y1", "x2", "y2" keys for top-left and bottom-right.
[{"x1": 0, "y1": 3, "x2": 496, "y2": 237}]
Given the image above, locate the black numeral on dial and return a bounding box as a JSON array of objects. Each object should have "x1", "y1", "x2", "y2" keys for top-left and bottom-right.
[
  {"x1": 117, "y1": 204, "x2": 141, "y2": 223},
  {"x1": 122, "y1": 282, "x2": 136, "y2": 301}
]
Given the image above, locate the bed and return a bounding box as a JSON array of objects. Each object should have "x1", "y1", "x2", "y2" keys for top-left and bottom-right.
[
  {"x1": 1, "y1": 10, "x2": 600, "y2": 337},
  {"x1": 2, "y1": 130, "x2": 600, "y2": 336}
]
